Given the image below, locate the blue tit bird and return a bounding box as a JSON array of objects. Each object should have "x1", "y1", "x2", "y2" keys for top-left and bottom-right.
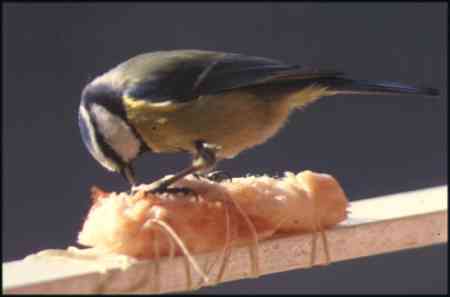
[{"x1": 78, "y1": 50, "x2": 439, "y2": 193}]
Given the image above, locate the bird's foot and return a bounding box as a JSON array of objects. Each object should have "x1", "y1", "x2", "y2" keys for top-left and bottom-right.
[
  {"x1": 131, "y1": 182, "x2": 197, "y2": 197},
  {"x1": 206, "y1": 170, "x2": 233, "y2": 183},
  {"x1": 193, "y1": 170, "x2": 232, "y2": 183},
  {"x1": 150, "y1": 186, "x2": 198, "y2": 197}
]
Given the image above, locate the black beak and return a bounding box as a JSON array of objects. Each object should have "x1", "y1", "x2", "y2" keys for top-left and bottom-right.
[{"x1": 121, "y1": 164, "x2": 137, "y2": 186}]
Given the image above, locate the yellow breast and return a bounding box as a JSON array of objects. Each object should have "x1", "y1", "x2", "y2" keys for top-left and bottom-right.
[{"x1": 123, "y1": 91, "x2": 292, "y2": 158}]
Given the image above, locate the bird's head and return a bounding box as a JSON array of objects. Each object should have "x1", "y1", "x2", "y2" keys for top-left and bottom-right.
[{"x1": 78, "y1": 81, "x2": 147, "y2": 186}]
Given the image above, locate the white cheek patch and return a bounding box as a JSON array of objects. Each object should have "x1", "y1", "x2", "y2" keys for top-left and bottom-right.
[
  {"x1": 90, "y1": 103, "x2": 140, "y2": 163},
  {"x1": 79, "y1": 105, "x2": 118, "y2": 171}
]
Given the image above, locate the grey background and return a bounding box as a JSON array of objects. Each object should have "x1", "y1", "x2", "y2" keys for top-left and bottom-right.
[{"x1": 2, "y1": 2, "x2": 447, "y2": 294}]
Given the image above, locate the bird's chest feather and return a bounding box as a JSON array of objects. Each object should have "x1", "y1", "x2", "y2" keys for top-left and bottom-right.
[{"x1": 124, "y1": 91, "x2": 291, "y2": 157}]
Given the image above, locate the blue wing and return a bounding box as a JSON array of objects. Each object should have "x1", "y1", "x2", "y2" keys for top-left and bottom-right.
[{"x1": 122, "y1": 50, "x2": 343, "y2": 103}]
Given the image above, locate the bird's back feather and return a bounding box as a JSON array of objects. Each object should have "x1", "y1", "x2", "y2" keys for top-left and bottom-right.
[
  {"x1": 118, "y1": 50, "x2": 343, "y2": 103},
  {"x1": 107, "y1": 50, "x2": 438, "y2": 107}
]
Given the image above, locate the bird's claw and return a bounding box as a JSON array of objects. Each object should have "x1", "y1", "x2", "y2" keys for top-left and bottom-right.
[
  {"x1": 193, "y1": 173, "x2": 203, "y2": 180},
  {"x1": 131, "y1": 184, "x2": 153, "y2": 194},
  {"x1": 206, "y1": 170, "x2": 232, "y2": 183},
  {"x1": 132, "y1": 183, "x2": 198, "y2": 197},
  {"x1": 150, "y1": 186, "x2": 198, "y2": 197},
  {"x1": 193, "y1": 170, "x2": 232, "y2": 183}
]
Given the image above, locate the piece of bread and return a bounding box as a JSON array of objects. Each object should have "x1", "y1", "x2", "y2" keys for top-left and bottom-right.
[{"x1": 78, "y1": 170, "x2": 349, "y2": 261}]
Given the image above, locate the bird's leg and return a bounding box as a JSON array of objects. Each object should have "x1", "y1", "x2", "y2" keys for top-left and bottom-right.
[
  {"x1": 133, "y1": 140, "x2": 220, "y2": 195},
  {"x1": 192, "y1": 164, "x2": 217, "y2": 180},
  {"x1": 191, "y1": 157, "x2": 232, "y2": 183}
]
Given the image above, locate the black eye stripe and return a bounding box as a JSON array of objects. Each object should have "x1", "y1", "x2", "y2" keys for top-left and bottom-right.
[
  {"x1": 82, "y1": 84, "x2": 127, "y2": 119},
  {"x1": 87, "y1": 107, "x2": 126, "y2": 168},
  {"x1": 82, "y1": 83, "x2": 151, "y2": 155}
]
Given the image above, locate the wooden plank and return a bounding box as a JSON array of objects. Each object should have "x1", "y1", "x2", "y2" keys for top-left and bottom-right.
[{"x1": 3, "y1": 185, "x2": 447, "y2": 294}]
